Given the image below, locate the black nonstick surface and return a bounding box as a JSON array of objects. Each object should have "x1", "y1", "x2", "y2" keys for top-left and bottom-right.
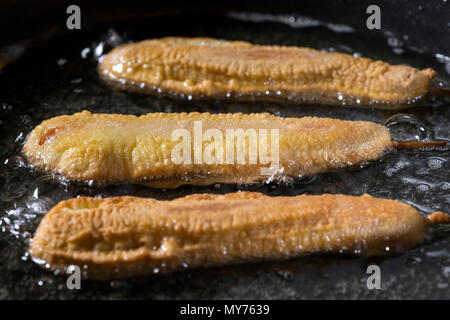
[{"x1": 0, "y1": 10, "x2": 449, "y2": 299}]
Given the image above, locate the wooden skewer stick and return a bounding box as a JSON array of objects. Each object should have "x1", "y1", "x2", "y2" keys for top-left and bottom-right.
[
  {"x1": 394, "y1": 140, "x2": 447, "y2": 149},
  {"x1": 429, "y1": 84, "x2": 450, "y2": 97}
]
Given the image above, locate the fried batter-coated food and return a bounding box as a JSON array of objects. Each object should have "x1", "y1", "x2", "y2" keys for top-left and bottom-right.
[
  {"x1": 98, "y1": 37, "x2": 436, "y2": 107},
  {"x1": 23, "y1": 111, "x2": 393, "y2": 188},
  {"x1": 29, "y1": 192, "x2": 448, "y2": 279}
]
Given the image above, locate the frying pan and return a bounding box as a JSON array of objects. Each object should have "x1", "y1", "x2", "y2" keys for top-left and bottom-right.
[{"x1": 0, "y1": 0, "x2": 449, "y2": 299}]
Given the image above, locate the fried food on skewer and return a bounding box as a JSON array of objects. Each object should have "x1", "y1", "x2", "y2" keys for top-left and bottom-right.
[
  {"x1": 98, "y1": 37, "x2": 437, "y2": 107},
  {"x1": 23, "y1": 111, "x2": 445, "y2": 188},
  {"x1": 23, "y1": 111, "x2": 391, "y2": 188},
  {"x1": 29, "y1": 192, "x2": 450, "y2": 279}
]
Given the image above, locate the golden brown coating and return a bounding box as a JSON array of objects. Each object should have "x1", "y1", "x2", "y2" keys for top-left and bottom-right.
[
  {"x1": 30, "y1": 192, "x2": 433, "y2": 279},
  {"x1": 23, "y1": 111, "x2": 393, "y2": 188},
  {"x1": 98, "y1": 37, "x2": 436, "y2": 107}
]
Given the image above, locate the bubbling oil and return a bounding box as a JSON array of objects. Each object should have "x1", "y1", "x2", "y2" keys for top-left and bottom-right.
[{"x1": 0, "y1": 11, "x2": 449, "y2": 298}]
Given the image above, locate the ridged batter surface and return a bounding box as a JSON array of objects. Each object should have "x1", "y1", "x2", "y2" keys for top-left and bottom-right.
[
  {"x1": 23, "y1": 111, "x2": 393, "y2": 188},
  {"x1": 98, "y1": 37, "x2": 436, "y2": 106},
  {"x1": 30, "y1": 192, "x2": 428, "y2": 279}
]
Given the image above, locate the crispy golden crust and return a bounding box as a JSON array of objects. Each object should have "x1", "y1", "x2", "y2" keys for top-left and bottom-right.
[
  {"x1": 98, "y1": 37, "x2": 436, "y2": 106},
  {"x1": 23, "y1": 111, "x2": 393, "y2": 188},
  {"x1": 30, "y1": 192, "x2": 428, "y2": 279}
]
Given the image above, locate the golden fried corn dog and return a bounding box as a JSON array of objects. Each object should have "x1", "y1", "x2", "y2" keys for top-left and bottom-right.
[
  {"x1": 98, "y1": 37, "x2": 436, "y2": 107},
  {"x1": 23, "y1": 111, "x2": 397, "y2": 188},
  {"x1": 29, "y1": 192, "x2": 449, "y2": 279}
]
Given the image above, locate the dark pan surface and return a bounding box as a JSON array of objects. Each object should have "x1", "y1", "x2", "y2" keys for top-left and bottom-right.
[{"x1": 0, "y1": 12, "x2": 449, "y2": 299}]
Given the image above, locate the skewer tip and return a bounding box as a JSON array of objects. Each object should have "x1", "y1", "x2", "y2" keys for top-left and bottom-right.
[{"x1": 426, "y1": 211, "x2": 450, "y2": 225}]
